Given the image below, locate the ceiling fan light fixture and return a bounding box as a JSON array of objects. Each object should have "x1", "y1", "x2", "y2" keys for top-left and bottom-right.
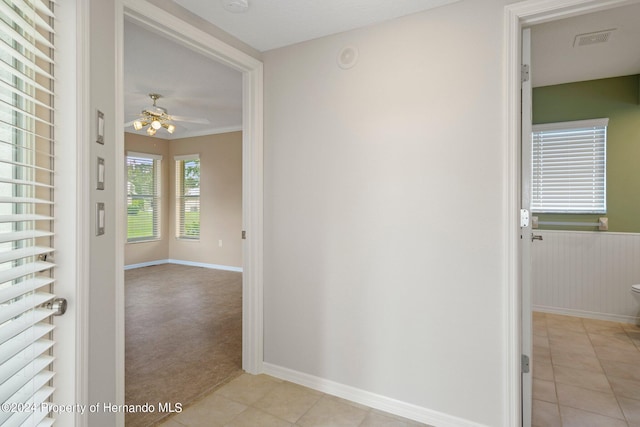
[{"x1": 128, "y1": 93, "x2": 207, "y2": 136}]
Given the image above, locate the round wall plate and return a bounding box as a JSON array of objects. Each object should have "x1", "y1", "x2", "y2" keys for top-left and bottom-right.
[
  {"x1": 222, "y1": 0, "x2": 249, "y2": 13},
  {"x1": 337, "y1": 46, "x2": 359, "y2": 69}
]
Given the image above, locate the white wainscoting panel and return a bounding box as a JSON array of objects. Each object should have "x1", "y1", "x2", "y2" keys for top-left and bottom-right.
[{"x1": 532, "y1": 230, "x2": 640, "y2": 323}]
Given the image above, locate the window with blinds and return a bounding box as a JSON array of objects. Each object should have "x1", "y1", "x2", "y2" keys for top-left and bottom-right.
[
  {"x1": 127, "y1": 152, "x2": 161, "y2": 242},
  {"x1": 0, "y1": 0, "x2": 58, "y2": 426},
  {"x1": 175, "y1": 155, "x2": 200, "y2": 240},
  {"x1": 531, "y1": 118, "x2": 608, "y2": 214}
]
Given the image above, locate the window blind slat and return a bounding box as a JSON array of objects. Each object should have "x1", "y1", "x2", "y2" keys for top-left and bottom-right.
[
  {"x1": 0, "y1": 78, "x2": 53, "y2": 112},
  {"x1": 0, "y1": 373, "x2": 53, "y2": 425},
  {"x1": 0, "y1": 18, "x2": 54, "y2": 65},
  {"x1": 0, "y1": 260, "x2": 55, "y2": 284},
  {"x1": 0, "y1": 54, "x2": 54, "y2": 95},
  {"x1": 34, "y1": 0, "x2": 55, "y2": 18},
  {"x1": 0, "y1": 338, "x2": 54, "y2": 386},
  {"x1": 10, "y1": 0, "x2": 55, "y2": 32},
  {"x1": 5, "y1": 386, "x2": 55, "y2": 427},
  {"x1": 0, "y1": 99, "x2": 55, "y2": 127},
  {"x1": 0, "y1": 157, "x2": 55, "y2": 174},
  {"x1": 0, "y1": 177, "x2": 55, "y2": 189},
  {"x1": 0, "y1": 363, "x2": 55, "y2": 417},
  {"x1": 0, "y1": 323, "x2": 54, "y2": 366},
  {"x1": 0, "y1": 2, "x2": 54, "y2": 49},
  {"x1": 0, "y1": 196, "x2": 54, "y2": 204},
  {"x1": 0, "y1": 356, "x2": 53, "y2": 408},
  {"x1": 0, "y1": 309, "x2": 52, "y2": 346},
  {"x1": 0, "y1": 214, "x2": 54, "y2": 223},
  {"x1": 0, "y1": 230, "x2": 54, "y2": 244},
  {"x1": 0, "y1": 292, "x2": 55, "y2": 325},
  {"x1": 0, "y1": 276, "x2": 55, "y2": 305}
]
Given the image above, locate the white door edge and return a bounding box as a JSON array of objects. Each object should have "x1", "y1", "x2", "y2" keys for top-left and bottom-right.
[
  {"x1": 520, "y1": 27, "x2": 533, "y2": 427},
  {"x1": 52, "y1": 1, "x2": 90, "y2": 425}
]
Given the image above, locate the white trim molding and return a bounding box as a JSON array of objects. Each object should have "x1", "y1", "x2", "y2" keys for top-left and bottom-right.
[
  {"x1": 533, "y1": 306, "x2": 639, "y2": 324},
  {"x1": 503, "y1": 1, "x2": 639, "y2": 426},
  {"x1": 263, "y1": 363, "x2": 492, "y2": 427},
  {"x1": 124, "y1": 259, "x2": 243, "y2": 273}
]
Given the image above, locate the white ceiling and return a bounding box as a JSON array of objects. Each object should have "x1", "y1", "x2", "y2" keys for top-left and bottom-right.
[
  {"x1": 124, "y1": 1, "x2": 640, "y2": 140},
  {"x1": 124, "y1": 19, "x2": 243, "y2": 139},
  {"x1": 173, "y1": 0, "x2": 461, "y2": 52},
  {"x1": 531, "y1": 2, "x2": 640, "y2": 87}
]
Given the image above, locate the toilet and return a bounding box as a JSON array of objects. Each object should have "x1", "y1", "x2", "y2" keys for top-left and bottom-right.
[{"x1": 632, "y1": 284, "x2": 640, "y2": 303}]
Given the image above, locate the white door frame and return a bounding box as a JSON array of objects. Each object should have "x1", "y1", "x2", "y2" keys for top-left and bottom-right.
[
  {"x1": 503, "y1": 0, "x2": 638, "y2": 425},
  {"x1": 114, "y1": 0, "x2": 265, "y2": 412}
]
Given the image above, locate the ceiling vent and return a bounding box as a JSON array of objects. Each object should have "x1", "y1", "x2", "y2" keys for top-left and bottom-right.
[
  {"x1": 222, "y1": 0, "x2": 249, "y2": 13},
  {"x1": 573, "y1": 29, "x2": 616, "y2": 47}
]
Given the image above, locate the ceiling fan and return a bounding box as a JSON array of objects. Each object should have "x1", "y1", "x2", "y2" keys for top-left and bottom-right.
[{"x1": 125, "y1": 93, "x2": 210, "y2": 136}]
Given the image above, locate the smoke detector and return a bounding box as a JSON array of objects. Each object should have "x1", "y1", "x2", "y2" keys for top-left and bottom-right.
[
  {"x1": 222, "y1": 0, "x2": 249, "y2": 13},
  {"x1": 573, "y1": 29, "x2": 616, "y2": 47}
]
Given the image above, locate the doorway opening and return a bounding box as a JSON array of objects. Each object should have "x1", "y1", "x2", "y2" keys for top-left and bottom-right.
[
  {"x1": 116, "y1": 1, "x2": 264, "y2": 425},
  {"x1": 123, "y1": 19, "x2": 246, "y2": 427},
  {"x1": 506, "y1": 0, "x2": 640, "y2": 426}
]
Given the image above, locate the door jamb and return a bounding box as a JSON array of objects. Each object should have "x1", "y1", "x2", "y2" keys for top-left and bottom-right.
[
  {"x1": 503, "y1": 1, "x2": 638, "y2": 425},
  {"x1": 115, "y1": 0, "x2": 265, "y2": 417}
]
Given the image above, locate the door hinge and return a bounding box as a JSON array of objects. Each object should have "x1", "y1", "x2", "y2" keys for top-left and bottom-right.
[
  {"x1": 521, "y1": 354, "x2": 530, "y2": 373},
  {"x1": 520, "y1": 209, "x2": 530, "y2": 228},
  {"x1": 242, "y1": 230, "x2": 246, "y2": 240},
  {"x1": 521, "y1": 64, "x2": 530, "y2": 83}
]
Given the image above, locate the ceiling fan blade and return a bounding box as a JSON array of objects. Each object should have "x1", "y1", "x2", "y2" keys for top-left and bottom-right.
[{"x1": 170, "y1": 115, "x2": 211, "y2": 125}]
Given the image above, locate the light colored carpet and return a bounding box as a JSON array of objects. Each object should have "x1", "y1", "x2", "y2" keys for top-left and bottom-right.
[{"x1": 125, "y1": 264, "x2": 242, "y2": 427}]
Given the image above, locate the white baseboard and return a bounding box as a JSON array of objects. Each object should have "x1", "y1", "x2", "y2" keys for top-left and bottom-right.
[
  {"x1": 262, "y1": 363, "x2": 490, "y2": 427},
  {"x1": 533, "y1": 305, "x2": 640, "y2": 324},
  {"x1": 124, "y1": 259, "x2": 243, "y2": 273},
  {"x1": 124, "y1": 259, "x2": 169, "y2": 270}
]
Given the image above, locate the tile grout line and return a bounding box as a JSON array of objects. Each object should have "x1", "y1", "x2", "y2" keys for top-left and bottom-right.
[
  {"x1": 581, "y1": 319, "x2": 629, "y2": 425},
  {"x1": 613, "y1": 321, "x2": 640, "y2": 426},
  {"x1": 251, "y1": 382, "x2": 325, "y2": 427},
  {"x1": 543, "y1": 313, "x2": 634, "y2": 426},
  {"x1": 546, "y1": 314, "x2": 565, "y2": 427}
]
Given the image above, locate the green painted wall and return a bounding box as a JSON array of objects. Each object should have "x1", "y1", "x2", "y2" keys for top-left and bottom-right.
[{"x1": 532, "y1": 74, "x2": 640, "y2": 232}]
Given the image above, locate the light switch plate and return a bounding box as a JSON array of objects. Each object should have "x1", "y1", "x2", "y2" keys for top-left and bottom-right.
[
  {"x1": 97, "y1": 157, "x2": 105, "y2": 190},
  {"x1": 96, "y1": 202, "x2": 105, "y2": 236},
  {"x1": 96, "y1": 110, "x2": 104, "y2": 144}
]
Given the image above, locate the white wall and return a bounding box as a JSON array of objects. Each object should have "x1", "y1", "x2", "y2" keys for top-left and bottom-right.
[
  {"x1": 533, "y1": 230, "x2": 640, "y2": 323},
  {"x1": 89, "y1": 0, "x2": 118, "y2": 424},
  {"x1": 263, "y1": 1, "x2": 514, "y2": 425}
]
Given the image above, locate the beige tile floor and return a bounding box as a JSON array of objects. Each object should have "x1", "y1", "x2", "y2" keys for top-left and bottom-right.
[
  {"x1": 532, "y1": 312, "x2": 640, "y2": 427},
  {"x1": 156, "y1": 374, "x2": 432, "y2": 427}
]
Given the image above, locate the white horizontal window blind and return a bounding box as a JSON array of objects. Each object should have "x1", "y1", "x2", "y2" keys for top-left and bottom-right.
[
  {"x1": 532, "y1": 118, "x2": 608, "y2": 214},
  {"x1": 0, "y1": 1, "x2": 57, "y2": 426},
  {"x1": 175, "y1": 155, "x2": 199, "y2": 240},
  {"x1": 127, "y1": 152, "x2": 161, "y2": 242}
]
